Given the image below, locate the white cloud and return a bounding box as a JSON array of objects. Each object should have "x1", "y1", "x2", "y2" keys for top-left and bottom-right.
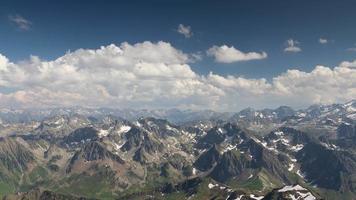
[
  {"x1": 207, "y1": 45, "x2": 267, "y2": 63},
  {"x1": 347, "y1": 47, "x2": 356, "y2": 52},
  {"x1": 319, "y1": 38, "x2": 328, "y2": 44},
  {"x1": 0, "y1": 41, "x2": 213, "y2": 109},
  {"x1": 339, "y1": 60, "x2": 356, "y2": 68},
  {"x1": 177, "y1": 24, "x2": 193, "y2": 38},
  {"x1": 8, "y1": 14, "x2": 32, "y2": 30},
  {"x1": 284, "y1": 39, "x2": 301, "y2": 53},
  {"x1": 0, "y1": 41, "x2": 355, "y2": 111}
]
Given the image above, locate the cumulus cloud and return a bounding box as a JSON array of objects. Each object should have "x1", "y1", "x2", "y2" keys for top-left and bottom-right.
[
  {"x1": 339, "y1": 60, "x2": 356, "y2": 68},
  {"x1": 0, "y1": 41, "x2": 213, "y2": 109},
  {"x1": 284, "y1": 39, "x2": 301, "y2": 53},
  {"x1": 8, "y1": 14, "x2": 32, "y2": 30},
  {"x1": 207, "y1": 45, "x2": 267, "y2": 63},
  {"x1": 177, "y1": 24, "x2": 193, "y2": 38},
  {"x1": 0, "y1": 41, "x2": 355, "y2": 111},
  {"x1": 319, "y1": 38, "x2": 328, "y2": 44}
]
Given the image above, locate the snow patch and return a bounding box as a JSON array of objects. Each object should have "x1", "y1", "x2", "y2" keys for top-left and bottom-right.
[
  {"x1": 192, "y1": 168, "x2": 197, "y2": 175},
  {"x1": 166, "y1": 124, "x2": 179, "y2": 132},
  {"x1": 217, "y1": 127, "x2": 226, "y2": 133},
  {"x1": 288, "y1": 163, "x2": 294, "y2": 171},
  {"x1": 289, "y1": 144, "x2": 304, "y2": 152},
  {"x1": 296, "y1": 170, "x2": 306, "y2": 179},
  {"x1": 249, "y1": 194, "x2": 264, "y2": 200},
  {"x1": 278, "y1": 185, "x2": 306, "y2": 192},
  {"x1": 117, "y1": 125, "x2": 131, "y2": 135},
  {"x1": 278, "y1": 185, "x2": 316, "y2": 200},
  {"x1": 135, "y1": 121, "x2": 142, "y2": 127},
  {"x1": 223, "y1": 144, "x2": 237, "y2": 153},
  {"x1": 208, "y1": 183, "x2": 218, "y2": 189},
  {"x1": 98, "y1": 129, "x2": 109, "y2": 137},
  {"x1": 234, "y1": 195, "x2": 244, "y2": 200},
  {"x1": 320, "y1": 142, "x2": 341, "y2": 151},
  {"x1": 347, "y1": 113, "x2": 356, "y2": 120},
  {"x1": 53, "y1": 117, "x2": 65, "y2": 125},
  {"x1": 274, "y1": 131, "x2": 284, "y2": 136}
]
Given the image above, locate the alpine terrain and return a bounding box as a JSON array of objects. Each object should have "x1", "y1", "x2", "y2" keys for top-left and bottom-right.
[{"x1": 0, "y1": 100, "x2": 355, "y2": 199}]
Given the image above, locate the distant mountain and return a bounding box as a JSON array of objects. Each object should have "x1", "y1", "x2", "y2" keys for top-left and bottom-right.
[
  {"x1": 1, "y1": 100, "x2": 355, "y2": 128},
  {"x1": 0, "y1": 107, "x2": 232, "y2": 124}
]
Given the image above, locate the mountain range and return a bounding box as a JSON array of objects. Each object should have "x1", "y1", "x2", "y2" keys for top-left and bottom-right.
[{"x1": 0, "y1": 100, "x2": 355, "y2": 199}]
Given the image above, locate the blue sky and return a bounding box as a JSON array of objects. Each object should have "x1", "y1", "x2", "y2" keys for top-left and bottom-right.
[
  {"x1": 1, "y1": 0, "x2": 356, "y2": 79},
  {"x1": 0, "y1": 0, "x2": 355, "y2": 110}
]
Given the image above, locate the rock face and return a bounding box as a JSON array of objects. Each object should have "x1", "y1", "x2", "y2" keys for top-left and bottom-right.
[
  {"x1": 75, "y1": 141, "x2": 124, "y2": 163},
  {"x1": 67, "y1": 141, "x2": 125, "y2": 173},
  {"x1": 210, "y1": 150, "x2": 250, "y2": 182},
  {"x1": 63, "y1": 127, "x2": 98, "y2": 145},
  {"x1": 274, "y1": 106, "x2": 296, "y2": 119},
  {"x1": 121, "y1": 126, "x2": 163, "y2": 154},
  {"x1": 194, "y1": 145, "x2": 220, "y2": 171},
  {"x1": 337, "y1": 123, "x2": 356, "y2": 139},
  {"x1": 0, "y1": 138, "x2": 34, "y2": 172},
  {"x1": 297, "y1": 141, "x2": 356, "y2": 191}
]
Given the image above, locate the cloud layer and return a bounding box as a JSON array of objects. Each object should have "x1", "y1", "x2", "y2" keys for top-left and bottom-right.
[
  {"x1": 207, "y1": 45, "x2": 267, "y2": 63},
  {"x1": 0, "y1": 41, "x2": 355, "y2": 111}
]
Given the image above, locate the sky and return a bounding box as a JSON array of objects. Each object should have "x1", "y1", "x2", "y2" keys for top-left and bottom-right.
[{"x1": 0, "y1": 0, "x2": 355, "y2": 111}]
